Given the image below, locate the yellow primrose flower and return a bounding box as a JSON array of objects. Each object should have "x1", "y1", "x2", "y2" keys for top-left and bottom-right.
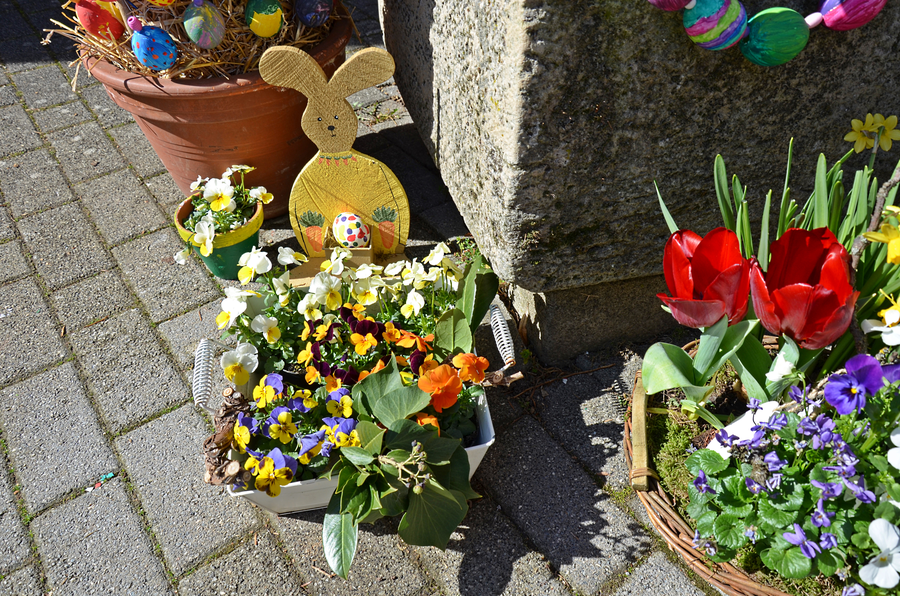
[
  {"x1": 250, "y1": 314, "x2": 282, "y2": 344},
  {"x1": 863, "y1": 223, "x2": 900, "y2": 264},
  {"x1": 845, "y1": 114, "x2": 876, "y2": 153},
  {"x1": 872, "y1": 114, "x2": 900, "y2": 152}
]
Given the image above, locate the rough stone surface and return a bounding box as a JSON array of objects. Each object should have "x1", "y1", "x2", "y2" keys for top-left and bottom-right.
[
  {"x1": 31, "y1": 479, "x2": 175, "y2": 595},
  {"x1": 114, "y1": 405, "x2": 261, "y2": 576},
  {"x1": 0, "y1": 208, "x2": 13, "y2": 241},
  {"x1": 0, "y1": 85, "x2": 16, "y2": 107},
  {"x1": 11, "y1": 66, "x2": 77, "y2": 110},
  {"x1": 0, "y1": 240, "x2": 30, "y2": 284},
  {"x1": 0, "y1": 36, "x2": 53, "y2": 73},
  {"x1": 177, "y1": 531, "x2": 308, "y2": 596},
  {"x1": 272, "y1": 511, "x2": 429, "y2": 595},
  {"x1": 0, "y1": 278, "x2": 67, "y2": 385},
  {"x1": 16, "y1": 202, "x2": 114, "y2": 290},
  {"x1": 112, "y1": 228, "x2": 219, "y2": 323},
  {"x1": 50, "y1": 270, "x2": 134, "y2": 330},
  {"x1": 80, "y1": 83, "x2": 132, "y2": 128},
  {"x1": 0, "y1": 362, "x2": 117, "y2": 513},
  {"x1": 144, "y1": 172, "x2": 185, "y2": 207},
  {"x1": 613, "y1": 552, "x2": 705, "y2": 596},
  {"x1": 478, "y1": 415, "x2": 651, "y2": 593},
  {"x1": 0, "y1": 149, "x2": 75, "y2": 218},
  {"x1": 157, "y1": 298, "x2": 228, "y2": 371},
  {"x1": 108, "y1": 123, "x2": 166, "y2": 177},
  {"x1": 46, "y1": 121, "x2": 125, "y2": 183},
  {"x1": 32, "y1": 101, "x2": 92, "y2": 132},
  {"x1": 77, "y1": 169, "x2": 166, "y2": 245},
  {"x1": 69, "y1": 309, "x2": 188, "y2": 432},
  {"x1": 0, "y1": 566, "x2": 43, "y2": 596},
  {"x1": 412, "y1": 496, "x2": 569, "y2": 596},
  {"x1": 0, "y1": 466, "x2": 31, "y2": 575},
  {"x1": 0, "y1": 105, "x2": 42, "y2": 156}
]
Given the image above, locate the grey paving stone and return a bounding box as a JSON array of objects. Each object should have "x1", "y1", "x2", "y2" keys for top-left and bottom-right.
[
  {"x1": 157, "y1": 298, "x2": 228, "y2": 372},
  {"x1": 0, "y1": 207, "x2": 12, "y2": 241},
  {"x1": 50, "y1": 270, "x2": 133, "y2": 330},
  {"x1": 112, "y1": 228, "x2": 219, "y2": 323},
  {"x1": 115, "y1": 405, "x2": 260, "y2": 576},
  {"x1": 0, "y1": 7, "x2": 32, "y2": 42},
  {"x1": 11, "y1": 66, "x2": 77, "y2": 110},
  {"x1": 70, "y1": 309, "x2": 188, "y2": 432},
  {"x1": 0, "y1": 565, "x2": 43, "y2": 596},
  {"x1": 0, "y1": 466, "x2": 30, "y2": 575},
  {"x1": 78, "y1": 169, "x2": 166, "y2": 244},
  {"x1": 32, "y1": 100, "x2": 92, "y2": 132},
  {"x1": 625, "y1": 492, "x2": 655, "y2": 535},
  {"x1": 144, "y1": 172, "x2": 185, "y2": 207},
  {"x1": 0, "y1": 149, "x2": 74, "y2": 218},
  {"x1": 272, "y1": 511, "x2": 428, "y2": 596},
  {"x1": 412, "y1": 496, "x2": 569, "y2": 596},
  {"x1": 0, "y1": 240, "x2": 29, "y2": 283},
  {"x1": 0, "y1": 105, "x2": 42, "y2": 156},
  {"x1": 0, "y1": 362, "x2": 116, "y2": 513},
  {"x1": 0, "y1": 278, "x2": 66, "y2": 384},
  {"x1": 354, "y1": 130, "x2": 391, "y2": 156},
  {"x1": 177, "y1": 530, "x2": 308, "y2": 596},
  {"x1": 46, "y1": 121, "x2": 125, "y2": 183},
  {"x1": 16, "y1": 202, "x2": 113, "y2": 289},
  {"x1": 32, "y1": 478, "x2": 174, "y2": 596},
  {"x1": 369, "y1": 145, "x2": 451, "y2": 215},
  {"x1": 377, "y1": 123, "x2": 438, "y2": 173},
  {"x1": 0, "y1": 36, "x2": 53, "y2": 73},
  {"x1": 0, "y1": 71, "x2": 7, "y2": 86},
  {"x1": 0, "y1": 84, "x2": 16, "y2": 107},
  {"x1": 479, "y1": 415, "x2": 652, "y2": 594},
  {"x1": 613, "y1": 552, "x2": 704, "y2": 596},
  {"x1": 108, "y1": 122, "x2": 165, "y2": 177},
  {"x1": 80, "y1": 83, "x2": 132, "y2": 128},
  {"x1": 418, "y1": 202, "x2": 469, "y2": 240},
  {"x1": 348, "y1": 86, "x2": 388, "y2": 110}
]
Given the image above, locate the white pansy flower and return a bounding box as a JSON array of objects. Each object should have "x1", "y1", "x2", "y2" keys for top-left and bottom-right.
[
  {"x1": 250, "y1": 314, "x2": 282, "y2": 344},
  {"x1": 277, "y1": 246, "x2": 308, "y2": 266},
  {"x1": 353, "y1": 263, "x2": 383, "y2": 279},
  {"x1": 888, "y1": 426, "x2": 900, "y2": 471},
  {"x1": 273, "y1": 271, "x2": 292, "y2": 307},
  {"x1": 424, "y1": 242, "x2": 450, "y2": 266},
  {"x1": 298, "y1": 292, "x2": 323, "y2": 321},
  {"x1": 765, "y1": 351, "x2": 795, "y2": 383},
  {"x1": 192, "y1": 220, "x2": 216, "y2": 257},
  {"x1": 352, "y1": 278, "x2": 379, "y2": 306},
  {"x1": 174, "y1": 248, "x2": 190, "y2": 265},
  {"x1": 383, "y1": 260, "x2": 406, "y2": 277},
  {"x1": 423, "y1": 266, "x2": 442, "y2": 282},
  {"x1": 237, "y1": 246, "x2": 272, "y2": 285},
  {"x1": 204, "y1": 177, "x2": 235, "y2": 213},
  {"x1": 309, "y1": 271, "x2": 342, "y2": 311},
  {"x1": 860, "y1": 518, "x2": 900, "y2": 589},
  {"x1": 249, "y1": 186, "x2": 274, "y2": 204},
  {"x1": 189, "y1": 175, "x2": 208, "y2": 191},
  {"x1": 220, "y1": 343, "x2": 258, "y2": 386},
  {"x1": 215, "y1": 287, "x2": 260, "y2": 329},
  {"x1": 401, "y1": 289, "x2": 425, "y2": 318}
]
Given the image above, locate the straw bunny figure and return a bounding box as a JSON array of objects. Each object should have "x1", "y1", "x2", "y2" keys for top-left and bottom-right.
[{"x1": 259, "y1": 46, "x2": 409, "y2": 258}]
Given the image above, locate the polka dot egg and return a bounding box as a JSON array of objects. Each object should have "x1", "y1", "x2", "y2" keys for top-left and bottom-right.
[
  {"x1": 128, "y1": 17, "x2": 178, "y2": 72},
  {"x1": 332, "y1": 213, "x2": 371, "y2": 248}
]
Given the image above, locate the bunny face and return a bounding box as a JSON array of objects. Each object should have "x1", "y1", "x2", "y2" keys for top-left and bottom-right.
[{"x1": 301, "y1": 96, "x2": 358, "y2": 154}]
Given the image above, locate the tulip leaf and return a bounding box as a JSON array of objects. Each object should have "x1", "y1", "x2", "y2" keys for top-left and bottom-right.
[
  {"x1": 323, "y1": 493, "x2": 359, "y2": 579},
  {"x1": 777, "y1": 138, "x2": 794, "y2": 239},
  {"x1": 398, "y1": 479, "x2": 467, "y2": 549},
  {"x1": 698, "y1": 320, "x2": 758, "y2": 386},
  {"x1": 730, "y1": 335, "x2": 772, "y2": 402},
  {"x1": 714, "y1": 155, "x2": 735, "y2": 231},
  {"x1": 693, "y1": 316, "x2": 728, "y2": 380},
  {"x1": 758, "y1": 190, "x2": 772, "y2": 271},
  {"x1": 828, "y1": 179, "x2": 846, "y2": 240},
  {"x1": 655, "y1": 181, "x2": 679, "y2": 234},
  {"x1": 641, "y1": 343, "x2": 697, "y2": 394},
  {"x1": 813, "y1": 153, "x2": 828, "y2": 230}
]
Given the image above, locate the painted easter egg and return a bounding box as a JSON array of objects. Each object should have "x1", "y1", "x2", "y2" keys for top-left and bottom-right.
[
  {"x1": 245, "y1": 0, "x2": 284, "y2": 38},
  {"x1": 128, "y1": 17, "x2": 178, "y2": 72},
  {"x1": 183, "y1": 0, "x2": 226, "y2": 49},
  {"x1": 145, "y1": 0, "x2": 178, "y2": 6},
  {"x1": 683, "y1": 0, "x2": 748, "y2": 50},
  {"x1": 646, "y1": 0, "x2": 691, "y2": 11},
  {"x1": 75, "y1": 0, "x2": 125, "y2": 41},
  {"x1": 739, "y1": 8, "x2": 809, "y2": 66},
  {"x1": 819, "y1": 0, "x2": 887, "y2": 30},
  {"x1": 332, "y1": 213, "x2": 371, "y2": 248},
  {"x1": 294, "y1": 0, "x2": 333, "y2": 27}
]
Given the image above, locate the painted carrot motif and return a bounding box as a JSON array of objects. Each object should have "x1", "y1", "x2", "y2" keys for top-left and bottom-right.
[
  {"x1": 372, "y1": 206, "x2": 397, "y2": 250},
  {"x1": 299, "y1": 210, "x2": 326, "y2": 253}
]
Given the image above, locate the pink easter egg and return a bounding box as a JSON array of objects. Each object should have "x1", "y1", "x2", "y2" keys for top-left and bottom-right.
[{"x1": 819, "y1": 0, "x2": 887, "y2": 30}]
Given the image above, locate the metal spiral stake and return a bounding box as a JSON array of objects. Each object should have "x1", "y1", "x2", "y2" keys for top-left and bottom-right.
[
  {"x1": 489, "y1": 304, "x2": 516, "y2": 372},
  {"x1": 193, "y1": 338, "x2": 220, "y2": 414}
]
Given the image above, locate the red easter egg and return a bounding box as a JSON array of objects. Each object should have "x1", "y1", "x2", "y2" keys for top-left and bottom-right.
[{"x1": 75, "y1": 0, "x2": 125, "y2": 41}]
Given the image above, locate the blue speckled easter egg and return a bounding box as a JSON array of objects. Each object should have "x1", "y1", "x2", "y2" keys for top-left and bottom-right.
[
  {"x1": 739, "y1": 8, "x2": 809, "y2": 66},
  {"x1": 684, "y1": 0, "x2": 748, "y2": 50},
  {"x1": 294, "y1": 0, "x2": 333, "y2": 27},
  {"x1": 819, "y1": 0, "x2": 887, "y2": 30},
  {"x1": 129, "y1": 18, "x2": 178, "y2": 72},
  {"x1": 333, "y1": 213, "x2": 371, "y2": 248},
  {"x1": 183, "y1": 0, "x2": 226, "y2": 49},
  {"x1": 245, "y1": 0, "x2": 284, "y2": 38}
]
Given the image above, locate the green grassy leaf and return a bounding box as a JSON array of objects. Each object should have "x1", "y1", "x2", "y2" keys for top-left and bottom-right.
[
  {"x1": 655, "y1": 182, "x2": 679, "y2": 233},
  {"x1": 455, "y1": 255, "x2": 499, "y2": 335},
  {"x1": 813, "y1": 154, "x2": 828, "y2": 229},
  {"x1": 714, "y1": 155, "x2": 735, "y2": 231}
]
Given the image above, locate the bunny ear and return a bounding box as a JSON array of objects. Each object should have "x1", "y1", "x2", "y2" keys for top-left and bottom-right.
[
  {"x1": 327, "y1": 47, "x2": 395, "y2": 99},
  {"x1": 259, "y1": 46, "x2": 328, "y2": 98}
]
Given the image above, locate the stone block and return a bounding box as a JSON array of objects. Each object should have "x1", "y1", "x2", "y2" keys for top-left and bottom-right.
[
  {"x1": 368, "y1": 145, "x2": 451, "y2": 215},
  {"x1": 0, "y1": 105, "x2": 41, "y2": 156},
  {"x1": 114, "y1": 405, "x2": 261, "y2": 576},
  {"x1": 108, "y1": 123, "x2": 166, "y2": 177},
  {"x1": 47, "y1": 121, "x2": 125, "y2": 183},
  {"x1": 0, "y1": 36, "x2": 52, "y2": 73},
  {"x1": 80, "y1": 83, "x2": 132, "y2": 128},
  {"x1": 612, "y1": 552, "x2": 705, "y2": 596},
  {"x1": 418, "y1": 201, "x2": 468, "y2": 240},
  {"x1": 0, "y1": 208, "x2": 13, "y2": 241},
  {"x1": 16, "y1": 202, "x2": 114, "y2": 290},
  {"x1": 0, "y1": 362, "x2": 117, "y2": 513},
  {"x1": 157, "y1": 298, "x2": 229, "y2": 372},
  {"x1": 50, "y1": 270, "x2": 134, "y2": 330},
  {"x1": 271, "y1": 511, "x2": 428, "y2": 595},
  {"x1": 0, "y1": 566, "x2": 43, "y2": 596},
  {"x1": 31, "y1": 479, "x2": 174, "y2": 595},
  {"x1": 0, "y1": 278, "x2": 67, "y2": 384},
  {"x1": 0, "y1": 240, "x2": 30, "y2": 284},
  {"x1": 11, "y1": 66, "x2": 77, "y2": 110},
  {"x1": 177, "y1": 531, "x2": 308, "y2": 596},
  {"x1": 77, "y1": 169, "x2": 167, "y2": 245},
  {"x1": 478, "y1": 415, "x2": 651, "y2": 594},
  {"x1": 32, "y1": 100, "x2": 92, "y2": 132},
  {"x1": 0, "y1": 466, "x2": 31, "y2": 574},
  {"x1": 0, "y1": 85, "x2": 16, "y2": 107},
  {"x1": 69, "y1": 309, "x2": 189, "y2": 432},
  {"x1": 0, "y1": 148, "x2": 75, "y2": 218},
  {"x1": 0, "y1": 7, "x2": 31, "y2": 42},
  {"x1": 144, "y1": 172, "x2": 185, "y2": 207},
  {"x1": 112, "y1": 228, "x2": 219, "y2": 323}
]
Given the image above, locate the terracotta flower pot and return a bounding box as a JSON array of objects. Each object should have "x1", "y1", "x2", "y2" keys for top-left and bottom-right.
[
  {"x1": 82, "y1": 5, "x2": 352, "y2": 218},
  {"x1": 174, "y1": 198, "x2": 264, "y2": 280}
]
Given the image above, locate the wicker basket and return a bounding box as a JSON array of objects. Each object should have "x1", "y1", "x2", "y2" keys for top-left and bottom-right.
[{"x1": 624, "y1": 371, "x2": 792, "y2": 596}]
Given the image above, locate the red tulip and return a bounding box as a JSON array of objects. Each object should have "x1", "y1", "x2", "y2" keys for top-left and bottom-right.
[
  {"x1": 658, "y1": 227, "x2": 750, "y2": 328},
  {"x1": 750, "y1": 228, "x2": 858, "y2": 350}
]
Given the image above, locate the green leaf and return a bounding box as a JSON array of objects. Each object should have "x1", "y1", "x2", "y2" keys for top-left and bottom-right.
[
  {"x1": 356, "y1": 422, "x2": 385, "y2": 456},
  {"x1": 887, "y1": 483, "x2": 900, "y2": 502},
  {"x1": 378, "y1": 476, "x2": 409, "y2": 517},
  {"x1": 714, "y1": 155, "x2": 735, "y2": 231},
  {"x1": 714, "y1": 514, "x2": 748, "y2": 549},
  {"x1": 687, "y1": 499, "x2": 712, "y2": 522},
  {"x1": 813, "y1": 154, "x2": 828, "y2": 229},
  {"x1": 721, "y1": 473, "x2": 753, "y2": 504},
  {"x1": 384, "y1": 419, "x2": 433, "y2": 451},
  {"x1": 758, "y1": 498, "x2": 798, "y2": 528},
  {"x1": 685, "y1": 449, "x2": 728, "y2": 476},
  {"x1": 851, "y1": 530, "x2": 872, "y2": 549},
  {"x1": 323, "y1": 493, "x2": 358, "y2": 579},
  {"x1": 434, "y1": 309, "x2": 474, "y2": 359},
  {"x1": 757, "y1": 190, "x2": 772, "y2": 271},
  {"x1": 777, "y1": 140, "x2": 794, "y2": 238},
  {"x1": 641, "y1": 343, "x2": 698, "y2": 395},
  {"x1": 730, "y1": 335, "x2": 772, "y2": 402},
  {"x1": 655, "y1": 182, "x2": 679, "y2": 234},
  {"x1": 870, "y1": 455, "x2": 890, "y2": 473},
  {"x1": 699, "y1": 320, "x2": 758, "y2": 385},
  {"x1": 342, "y1": 447, "x2": 375, "y2": 467},
  {"x1": 696, "y1": 510, "x2": 717, "y2": 536},
  {"x1": 427, "y1": 444, "x2": 479, "y2": 500},
  {"x1": 761, "y1": 547, "x2": 812, "y2": 579},
  {"x1": 770, "y1": 482, "x2": 806, "y2": 511},
  {"x1": 815, "y1": 549, "x2": 842, "y2": 577},
  {"x1": 693, "y1": 316, "x2": 727, "y2": 380},
  {"x1": 398, "y1": 479, "x2": 468, "y2": 549},
  {"x1": 359, "y1": 358, "x2": 432, "y2": 427},
  {"x1": 420, "y1": 435, "x2": 465, "y2": 466},
  {"x1": 455, "y1": 255, "x2": 499, "y2": 335}
]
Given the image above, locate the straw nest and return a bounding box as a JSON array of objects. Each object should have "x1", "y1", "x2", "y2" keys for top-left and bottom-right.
[{"x1": 44, "y1": 0, "x2": 355, "y2": 82}]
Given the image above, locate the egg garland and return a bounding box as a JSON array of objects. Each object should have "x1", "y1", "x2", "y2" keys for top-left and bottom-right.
[
  {"x1": 647, "y1": 0, "x2": 888, "y2": 66},
  {"x1": 332, "y1": 213, "x2": 371, "y2": 248},
  {"x1": 127, "y1": 16, "x2": 178, "y2": 72},
  {"x1": 183, "y1": 0, "x2": 226, "y2": 50},
  {"x1": 294, "y1": 0, "x2": 334, "y2": 28},
  {"x1": 75, "y1": 0, "x2": 125, "y2": 41},
  {"x1": 245, "y1": 0, "x2": 284, "y2": 38}
]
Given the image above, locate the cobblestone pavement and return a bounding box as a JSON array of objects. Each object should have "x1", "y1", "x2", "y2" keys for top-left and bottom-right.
[{"x1": 0, "y1": 1, "x2": 711, "y2": 594}]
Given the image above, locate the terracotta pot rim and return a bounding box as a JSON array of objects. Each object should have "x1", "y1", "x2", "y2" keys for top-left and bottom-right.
[
  {"x1": 175, "y1": 199, "x2": 265, "y2": 249},
  {"x1": 81, "y1": 2, "x2": 352, "y2": 96}
]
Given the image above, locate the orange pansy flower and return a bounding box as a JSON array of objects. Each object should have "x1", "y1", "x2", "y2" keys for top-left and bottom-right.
[
  {"x1": 417, "y1": 364, "x2": 462, "y2": 413},
  {"x1": 452, "y1": 353, "x2": 490, "y2": 383},
  {"x1": 416, "y1": 412, "x2": 440, "y2": 435}
]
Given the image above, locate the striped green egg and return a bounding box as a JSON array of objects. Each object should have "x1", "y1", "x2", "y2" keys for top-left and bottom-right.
[{"x1": 739, "y1": 8, "x2": 809, "y2": 66}]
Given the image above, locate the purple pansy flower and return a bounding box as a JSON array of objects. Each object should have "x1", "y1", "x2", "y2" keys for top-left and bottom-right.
[
  {"x1": 715, "y1": 429, "x2": 739, "y2": 448},
  {"x1": 267, "y1": 447, "x2": 298, "y2": 477},
  {"x1": 819, "y1": 532, "x2": 838, "y2": 550},
  {"x1": 693, "y1": 470, "x2": 716, "y2": 495},
  {"x1": 299, "y1": 429, "x2": 327, "y2": 457},
  {"x1": 811, "y1": 479, "x2": 843, "y2": 499},
  {"x1": 264, "y1": 373, "x2": 284, "y2": 395},
  {"x1": 824, "y1": 354, "x2": 885, "y2": 415},
  {"x1": 842, "y1": 584, "x2": 865, "y2": 596},
  {"x1": 747, "y1": 397, "x2": 762, "y2": 411},
  {"x1": 783, "y1": 523, "x2": 821, "y2": 559},
  {"x1": 811, "y1": 498, "x2": 835, "y2": 528},
  {"x1": 844, "y1": 477, "x2": 876, "y2": 503}
]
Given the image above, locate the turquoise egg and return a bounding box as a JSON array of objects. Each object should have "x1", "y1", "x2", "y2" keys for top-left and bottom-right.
[
  {"x1": 245, "y1": 0, "x2": 284, "y2": 38},
  {"x1": 128, "y1": 17, "x2": 178, "y2": 72},
  {"x1": 739, "y1": 8, "x2": 809, "y2": 66},
  {"x1": 183, "y1": 0, "x2": 226, "y2": 49},
  {"x1": 683, "y1": 0, "x2": 748, "y2": 50}
]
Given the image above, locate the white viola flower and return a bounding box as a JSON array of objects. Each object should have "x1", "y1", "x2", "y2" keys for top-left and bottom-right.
[
  {"x1": 237, "y1": 246, "x2": 272, "y2": 285},
  {"x1": 765, "y1": 351, "x2": 796, "y2": 383},
  {"x1": 860, "y1": 518, "x2": 900, "y2": 589},
  {"x1": 277, "y1": 246, "x2": 308, "y2": 266},
  {"x1": 249, "y1": 186, "x2": 274, "y2": 204},
  {"x1": 309, "y1": 271, "x2": 343, "y2": 311},
  {"x1": 352, "y1": 278, "x2": 378, "y2": 306},
  {"x1": 174, "y1": 247, "x2": 190, "y2": 265},
  {"x1": 189, "y1": 175, "x2": 208, "y2": 191},
  {"x1": 220, "y1": 343, "x2": 258, "y2": 386},
  {"x1": 215, "y1": 287, "x2": 260, "y2": 329},
  {"x1": 424, "y1": 242, "x2": 450, "y2": 266},
  {"x1": 204, "y1": 177, "x2": 235, "y2": 212},
  {"x1": 888, "y1": 426, "x2": 900, "y2": 471},
  {"x1": 250, "y1": 314, "x2": 282, "y2": 344},
  {"x1": 401, "y1": 259, "x2": 425, "y2": 285},
  {"x1": 401, "y1": 289, "x2": 425, "y2": 318},
  {"x1": 226, "y1": 164, "x2": 254, "y2": 176},
  {"x1": 423, "y1": 266, "x2": 442, "y2": 282},
  {"x1": 298, "y1": 292, "x2": 323, "y2": 321},
  {"x1": 354, "y1": 263, "x2": 383, "y2": 280},
  {"x1": 273, "y1": 271, "x2": 292, "y2": 307},
  {"x1": 383, "y1": 260, "x2": 406, "y2": 277},
  {"x1": 192, "y1": 220, "x2": 216, "y2": 257}
]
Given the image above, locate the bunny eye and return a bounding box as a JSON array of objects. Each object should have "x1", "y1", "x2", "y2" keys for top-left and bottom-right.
[
  {"x1": 334, "y1": 115, "x2": 339, "y2": 120},
  {"x1": 317, "y1": 117, "x2": 322, "y2": 121}
]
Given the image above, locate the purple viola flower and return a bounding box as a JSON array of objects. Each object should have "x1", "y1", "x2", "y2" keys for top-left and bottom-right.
[
  {"x1": 794, "y1": 439, "x2": 808, "y2": 450},
  {"x1": 783, "y1": 523, "x2": 821, "y2": 559},
  {"x1": 744, "y1": 526, "x2": 758, "y2": 544},
  {"x1": 737, "y1": 429, "x2": 768, "y2": 450},
  {"x1": 797, "y1": 417, "x2": 818, "y2": 436},
  {"x1": 264, "y1": 373, "x2": 284, "y2": 396},
  {"x1": 320, "y1": 442, "x2": 334, "y2": 457},
  {"x1": 267, "y1": 447, "x2": 298, "y2": 477},
  {"x1": 333, "y1": 366, "x2": 359, "y2": 386},
  {"x1": 822, "y1": 463, "x2": 856, "y2": 479},
  {"x1": 693, "y1": 470, "x2": 716, "y2": 495},
  {"x1": 811, "y1": 498, "x2": 835, "y2": 528},
  {"x1": 714, "y1": 429, "x2": 739, "y2": 448},
  {"x1": 788, "y1": 385, "x2": 808, "y2": 404},
  {"x1": 747, "y1": 397, "x2": 762, "y2": 411},
  {"x1": 328, "y1": 387, "x2": 351, "y2": 402},
  {"x1": 745, "y1": 477, "x2": 766, "y2": 495},
  {"x1": 286, "y1": 394, "x2": 312, "y2": 413},
  {"x1": 824, "y1": 354, "x2": 885, "y2": 415},
  {"x1": 884, "y1": 363, "x2": 900, "y2": 384},
  {"x1": 843, "y1": 477, "x2": 876, "y2": 503},
  {"x1": 819, "y1": 532, "x2": 838, "y2": 550},
  {"x1": 692, "y1": 530, "x2": 702, "y2": 548},
  {"x1": 763, "y1": 451, "x2": 788, "y2": 472},
  {"x1": 766, "y1": 473, "x2": 783, "y2": 492},
  {"x1": 842, "y1": 584, "x2": 865, "y2": 596},
  {"x1": 753, "y1": 413, "x2": 788, "y2": 432},
  {"x1": 811, "y1": 479, "x2": 843, "y2": 499},
  {"x1": 299, "y1": 429, "x2": 327, "y2": 457}
]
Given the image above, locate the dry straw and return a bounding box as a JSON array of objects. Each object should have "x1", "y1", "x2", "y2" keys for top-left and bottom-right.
[{"x1": 44, "y1": 0, "x2": 354, "y2": 82}]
